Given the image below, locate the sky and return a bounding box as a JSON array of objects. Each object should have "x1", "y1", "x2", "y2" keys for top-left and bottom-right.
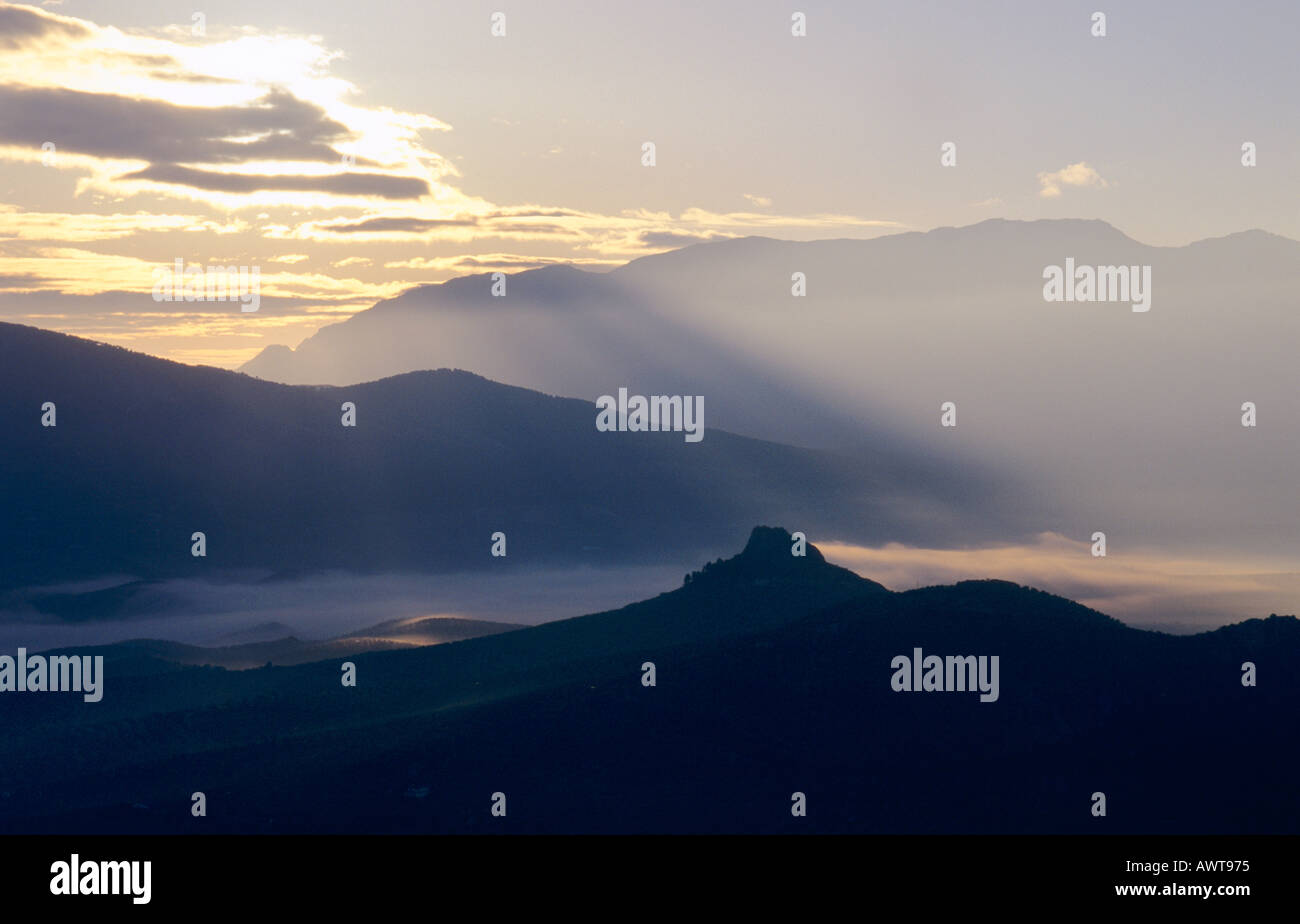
[{"x1": 0, "y1": 0, "x2": 1297, "y2": 365}]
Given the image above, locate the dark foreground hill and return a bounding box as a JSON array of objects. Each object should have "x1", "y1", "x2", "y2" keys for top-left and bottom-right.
[
  {"x1": 1, "y1": 528, "x2": 1295, "y2": 834},
  {"x1": 0, "y1": 322, "x2": 1002, "y2": 591}
]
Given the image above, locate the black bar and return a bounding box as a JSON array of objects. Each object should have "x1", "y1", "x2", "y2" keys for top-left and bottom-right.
[{"x1": 4, "y1": 834, "x2": 1289, "y2": 911}]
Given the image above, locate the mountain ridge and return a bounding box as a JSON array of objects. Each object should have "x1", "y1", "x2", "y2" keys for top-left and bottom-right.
[
  {"x1": 239, "y1": 216, "x2": 1299, "y2": 380},
  {"x1": 2, "y1": 526, "x2": 1295, "y2": 833},
  {"x1": 0, "y1": 324, "x2": 1005, "y2": 591}
]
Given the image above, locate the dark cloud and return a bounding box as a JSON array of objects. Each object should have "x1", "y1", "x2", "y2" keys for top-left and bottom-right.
[
  {"x1": 452, "y1": 256, "x2": 566, "y2": 269},
  {"x1": 118, "y1": 53, "x2": 176, "y2": 68},
  {"x1": 0, "y1": 273, "x2": 45, "y2": 289},
  {"x1": 485, "y1": 222, "x2": 577, "y2": 235},
  {"x1": 484, "y1": 208, "x2": 586, "y2": 219},
  {"x1": 147, "y1": 70, "x2": 239, "y2": 85},
  {"x1": 0, "y1": 85, "x2": 352, "y2": 166},
  {"x1": 0, "y1": 5, "x2": 89, "y2": 50},
  {"x1": 0, "y1": 288, "x2": 368, "y2": 318},
  {"x1": 119, "y1": 163, "x2": 429, "y2": 199},
  {"x1": 638, "y1": 230, "x2": 733, "y2": 248},
  {"x1": 317, "y1": 216, "x2": 476, "y2": 233}
]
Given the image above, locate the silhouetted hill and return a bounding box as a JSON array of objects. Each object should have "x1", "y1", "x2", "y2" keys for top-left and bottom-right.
[
  {"x1": 1, "y1": 528, "x2": 1294, "y2": 834},
  {"x1": 0, "y1": 323, "x2": 1003, "y2": 591}
]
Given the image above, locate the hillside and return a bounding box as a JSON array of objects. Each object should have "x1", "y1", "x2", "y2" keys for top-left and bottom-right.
[
  {"x1": 2, "y1": 528, "x2": 1294, "y2": 834},
  {"x1": 0, "y1": 323, "x2": 1003, "y2": 591}
]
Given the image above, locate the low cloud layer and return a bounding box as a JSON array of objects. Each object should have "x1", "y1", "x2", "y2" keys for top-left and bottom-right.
[
  {"x1": 821, "y1": 533, "x2": 1299, "y2": 631},
  {"x1": 0, "y1": 564, "x2": 690, "y2": 654}
]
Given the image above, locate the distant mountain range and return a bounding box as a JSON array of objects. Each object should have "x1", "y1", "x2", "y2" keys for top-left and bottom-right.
[
  {"x1": 3, "y1": 528, "x2": 1295, "y2": 834},
  {"x1": 239, "y1": 219, "x2": 1300, "y2": 560},
  {"x1": 240, "y1": 261, "x2": 875, "y2": 449},
  {"x1": 0, "y1": 322, "x2": 1006, "y2": 592}
]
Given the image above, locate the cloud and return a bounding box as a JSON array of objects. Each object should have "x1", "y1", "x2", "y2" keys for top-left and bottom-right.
[
  {"x1": 0, "y1": 3, "x2": 86, "y2": 49},
  {"x1": 0, "y1": 204, "x2": 246, "y2": 242},
  {"x1": 483, "y1": 208, "x2": 587, "y2": 220},
  {"x1": 0, "y1": 287, "x2": 372, "y2": 318},
  {"x1": 0, "y1": 272, "x2": 45, "y2": 288},
  {"x1": 486, "y1": 222, "x2": 579, "y2": 236},
  {"x1": 0, "y1": 5, "x2": 455, "y2": 211},
  {"x1": 1037, "y1": 162, "x2": 1108, "y2": 198},
  {"x1": 382, "y1": 253, "x2": 614, "y2": 273},
  {"x1": 0, "y1": 84, "x2": 354, "y2": 165},
  {"x1": 0, "y1": 0, "x2": 909, "y2": 360},
  {"x1": 315, "y1": 216, "x2": 478, "y2": 234},
  {"x1": 819, "y1": 533, "x2": 1300, "y2": 630},
  {"x1": 638, "y1": 230, "x2": 735, "y2": 248},
  {"x1": 0, "y1": 244, "x2": 396, "y2": 302},
  {"x1": 118, "y1": 163, "x2": 429, "y2": 199},
  {"x1": 145, "y1": 70, "x2": 238, "y2": 85}
]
